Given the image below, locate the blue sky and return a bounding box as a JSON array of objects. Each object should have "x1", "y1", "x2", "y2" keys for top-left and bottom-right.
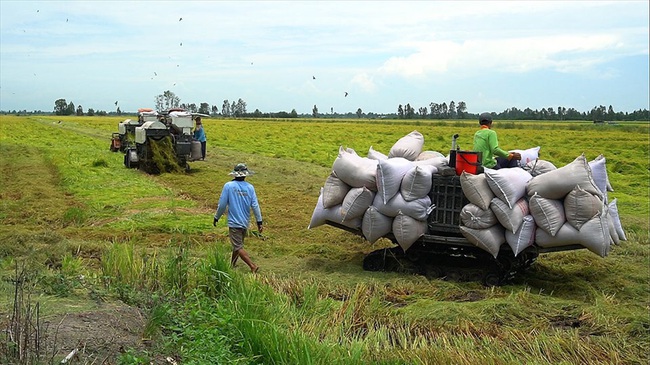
[{"x1": 1, "y1": 1, "x2": 648, "y2": 115}]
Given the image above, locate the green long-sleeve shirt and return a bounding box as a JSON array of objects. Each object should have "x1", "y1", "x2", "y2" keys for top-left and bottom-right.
[{"x1": 473, "y1": 126, "x2": 509, "y2": 168}]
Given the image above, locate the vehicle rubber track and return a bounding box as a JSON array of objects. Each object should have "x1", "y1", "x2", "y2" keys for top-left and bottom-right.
[{"x1": 363, "y1": 241, "x2": 539, "y2": 286}]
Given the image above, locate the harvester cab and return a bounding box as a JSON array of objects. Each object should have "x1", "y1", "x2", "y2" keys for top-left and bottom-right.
[{"x1": 110, "y1": 109, "x2": 159, "y2": 152}]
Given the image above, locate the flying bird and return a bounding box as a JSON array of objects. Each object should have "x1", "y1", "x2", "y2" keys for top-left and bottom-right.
[
  {"x1": 312, "y1": 76, "x2": 316, "y2": 80},
  {"x1": 344, "y1": 92, "x2": 348, "y2": 97},
  {"x1": 179, "y1": 17, "x2": 183, "y2": 21},
  {"x1": 115, "y1": 101, "x2": 118, "y2": 106},
  {"x1": 180, "y1": 42, "x2": 182, "y2": 46},
  {"x1": 154, "y1": 72, "x2": 157, "y2": 76}
]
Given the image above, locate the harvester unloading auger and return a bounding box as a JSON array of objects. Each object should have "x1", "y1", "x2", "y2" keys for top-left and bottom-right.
[
  {"x1": 309, "y1": 131, "x2": 625, "y2": 286},
  {"x1": 114, "y1": 108, "x2": 208, "y2": 174}
]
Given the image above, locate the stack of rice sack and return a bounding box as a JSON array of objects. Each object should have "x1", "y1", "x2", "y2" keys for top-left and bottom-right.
[
  {"x1": 459, "y1": 152, "x2": 625, "y2": 258},
  {"x1": 308, "y1": 131, "x2": 448, "y2": 251}
]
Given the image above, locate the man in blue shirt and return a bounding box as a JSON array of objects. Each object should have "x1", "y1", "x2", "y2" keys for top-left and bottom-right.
[
  {"x1": 213, "y1": 163, "x2": 263, "y2": 273},
  {"x1": 193, "y1": 117, "x2": 207, "y2": 160}
]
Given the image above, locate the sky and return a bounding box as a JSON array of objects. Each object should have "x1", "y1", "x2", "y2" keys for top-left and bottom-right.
[{"x1": 0, "y1": 1, "x2": 648, "y2": 115}]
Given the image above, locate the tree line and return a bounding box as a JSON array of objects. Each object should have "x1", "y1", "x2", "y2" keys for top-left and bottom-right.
[{"x1": 4, "y1": 91, "x2": 648, "y2": 121}]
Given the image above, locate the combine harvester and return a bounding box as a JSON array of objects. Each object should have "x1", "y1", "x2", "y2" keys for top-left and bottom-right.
[
  {"x1": 111, "y1": 108, "x2": 207, "y2": 174},
  {"x1": 309, "y1": 131, "x2": 625, "y2": 286}
]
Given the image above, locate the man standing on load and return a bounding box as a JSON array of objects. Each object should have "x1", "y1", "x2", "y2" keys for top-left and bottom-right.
[
  {"x1": 213, "y1": 163, "x2": 263, "y2": 273},
  {"x1": 473, "y1": 112, "x2": 521, "y2": 169}
]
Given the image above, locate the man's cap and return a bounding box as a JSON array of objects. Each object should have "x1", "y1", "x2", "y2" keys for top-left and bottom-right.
[
  {"x1": 229, "y1": 163, "x2": 254, "y2": 177},
  {"x1": 479, "y1": 112, "x2": 493, "y2": 123}
]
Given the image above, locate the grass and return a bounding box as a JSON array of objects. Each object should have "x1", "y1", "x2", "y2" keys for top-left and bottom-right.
[{"x1": 0, "y1": 114, "x2": 648, "y2": 364}]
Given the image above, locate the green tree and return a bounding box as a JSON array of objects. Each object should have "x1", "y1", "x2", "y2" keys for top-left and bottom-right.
[
  {"x1": 76, "y1": 105, "x2": 84, "y2": 116},
  {"x1": 356, "y1": 108, "x2": 363, "y2": 118},
  {"x1": 449, "y1": 101, "x2": 456, "y2": 119},
  {"x1": 211, "y1": 105, "x2": 219, "y2": 116},
  {"x1": 312, "y1": 105, "x2": 319, "y2": 118},
  {"x1": 397, "y1": 104, "x2": 404, "y2": 118},
  {"x1": 199, "y1": 103, "x2": 210, "y2": 114},
  {"x1": 457, "y1": 101, "x2": 467, "y2": 118},
  {"x1": 155, "y1": 90, "x2": 180, "y2": 111},
  {"x1": 290, "y1": 109, "x2": 298, "y2": 118},
  {"x1": 116, "y1": 106, "x2": 122, "y2": 115},
  {"x1": 66, "y1": 102, "x2": 75, "y2": 116},
  {"x1": 87, "y1": 108, "x2": 95, "y2": 116},
  {"x1": 222, "y1": 100, "x2": 230, "y2": 117},
  {"x1": 54, "y1": 98, "x2": 68, "y2": 115}
]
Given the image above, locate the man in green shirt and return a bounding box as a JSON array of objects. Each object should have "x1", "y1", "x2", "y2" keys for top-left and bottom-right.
[{"x1": 473, "y1": 112, "x2": 521, "y2": 169}]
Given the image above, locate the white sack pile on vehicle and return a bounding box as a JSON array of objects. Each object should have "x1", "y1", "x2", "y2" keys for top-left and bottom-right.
[
  {"x1": 309, "y1": 131, "x2": 446, "y2": 251},
  {"x1": 459, "y1": 153, "x2": 625, "y2": 258}
]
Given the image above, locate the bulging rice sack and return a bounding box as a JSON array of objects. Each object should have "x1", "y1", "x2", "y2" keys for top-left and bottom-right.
[
  {"x1": 341, "y1": 187, "x2": 375, "y2": 222},
  {"x1": 607, "y1": 198, "x2": 626, "y2": 241},
  {"x1": 392, "y1": 212, "x2": 427, "y2": 251},
  {"x1": 460, "y1": 203, "x2": 498, "y2": 229},
  {"x1": 308, "y1": 188, "x2": 361, "y2": 230},
  {"x1": 322, "y1": 173, "x2": 351, "y2": 208},
  {"x1": 588, "y1": 155, "x2": 610, "y2": 203},
  {"x1": 367, "y1": 146, "x2": 388, "y2": 160},
  {"x1": 388, "y1": 131, "x2": 424, "y2": 161},
  {"x1": 509, "y1": 146, "x2": 541, "y2": 167},
  {"x1": 523, "y1": 159, "x2": 557, "y2": 177},
  {"x1": 373, "y1": 192, "x2": 433, "y2": 221},
  {"x1": 460, "y1": 225, "x2": 505, "y2": 258},
  {"x1": 416, "y1": 150, "x2": 445, "y2": 160},
  {"x1": 526, "y1": 154, "x2": 602, "y2": 200},
  {"x1": 412, "y1": 156, "x2": 448, "y2": 169},
  {"x1": 332, "y1": 146, "x2": 378, "y2": 191},
  {"x1": 484, "y1": 167, "x2": 532, "y2": 209},
  {"x1": 529, "y1": 193, "x2": 565, "y2": 237},
  {"x1": 490, "y1": 197, "x2": 529, "y2": 233},
  {"x1": 564, "y1": 186, "x2": 602, "y2": 230},
  {"x1": 460, "y1": 171, "x2": 495, "y2": 211},
  {"x1": 401, "y1": 165, "x2": 437, "y2": 201},
  {"x1": 535, "y1": 213, "x2": 610, "y2": 258},
  {"x1": 376, "y1": 157, "x2": 414, "y2": 204},
  {"x1": 505, "y1": 215, "x2": 536, "y2": 256},
  {"x1": 361, "y1": 206, "x2": 393, "y2": 243}
]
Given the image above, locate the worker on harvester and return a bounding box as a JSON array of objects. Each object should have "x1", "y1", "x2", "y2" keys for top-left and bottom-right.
[{"x1": 473, "y1": 112, "x2": 521, "y2": 170}]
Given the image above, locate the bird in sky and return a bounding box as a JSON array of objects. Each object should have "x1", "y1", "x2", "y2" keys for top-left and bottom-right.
[
  {"x1": 154, "y1": 72, "x2": 157, "y2": 76},
  {"x1": 180, "y1": 42, "x2": 183, "y2": 46},
  {"x1": 115, "y1": 101, "x2": 118, "y2": 106},
  {"x1": 344, "y1": 92, "x2": 348, "y2": 97},
  {"x1": 179, "y1": 17, "x2": 183, "y2": 21},
  {"x1": 313, "y1": 76, "x2": 316, "y2": 80}
]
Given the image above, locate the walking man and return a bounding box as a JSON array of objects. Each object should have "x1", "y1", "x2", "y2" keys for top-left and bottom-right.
[{"x1": 213, "y1": 163, "x2": 263, "y2": 273}]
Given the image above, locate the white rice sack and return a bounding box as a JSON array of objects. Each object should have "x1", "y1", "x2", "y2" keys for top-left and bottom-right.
[
  {"x1": 460, "y1": 171, "x2": 495, "y2": 211},
  {"x1": 361, "y1": 206, "x2": 393, "y2": 243},
  {"x1": 392, "y1": 212, "x2": 427, "y2": 251},
  {"x1": 460, "y1": 203, "x2": 498, "y2": 230},
  {"x1": 529, "y1": 193, "x2": 565, "y2": 237},
  {"x1": 401, "y1": 165, "x2": 437, "y2": 201},
  {"x1": 523, "y1": 159, "x2": 557, "y2": 177},
  {"x1": 505, "y1": 215, "x2": 536, "y2": 256},
  {"x1": 484, "y1": 167, "x2": 532, "y2": 209},
  {"x1": 460, "y1": 225, "x2": 505, "y2": 258},
  {"x1": 332, "y1": 146, "x2": 378, "y2": 191},
  {"x1": 367, "y1": 146, "x2": 388, "y2": 160},
  {"x1": 388, "y1": 130, "x2": 425, "y2": 161},
  {"x1": 322, "y1": 173, "x2": 351, "y2": 208},
  {"x1": 412, "y1": 156, "x2": 448, "y2": 169},
  {"x1": 607, "y1": 198, "x2": 626, "y2": 240},
  {"x1": 376, "y1": 157, "x2": 414, "y2": 204},
  {"x1": 416, "y1": 150, "x2": 445, "y2": 160},
  {"x1": 308, "y1": 188, "x2": 361, "y2": 229},
  {"x1": 490, "y1": 197, "x2": 529, "y2": 233},
  {"x1": 564, "y1": 186, "x2": 602, "y2": 230},
  {"x1": 341, "y1": 187, "x2": 375, "y2": 222},
  {"x1": 594, "y1": 155, "x2": 614, "y2": 192},
  {"x1": 509, "y1": 146, "x2": 541, "y2": 167},
  {"x1": 605, "y1": 206, "x2": 620, "y2": 245},
  {"x1": 373, "y1": 192, "x2": 433, "y2": 221},
  {"x1": 535, "y1": 213, "x2": 610, "y2": 258},
  {"x1": 526, "y1": 154, "x2": 602, "y2": 200},
  {"x1": 589, "y1": 155, "x2": 610, "y2": 202}
]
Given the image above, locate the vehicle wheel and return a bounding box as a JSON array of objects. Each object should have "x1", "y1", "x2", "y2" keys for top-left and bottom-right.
[{"x1": 483, "y1": 272, "x2": 502, "y2": 287}]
